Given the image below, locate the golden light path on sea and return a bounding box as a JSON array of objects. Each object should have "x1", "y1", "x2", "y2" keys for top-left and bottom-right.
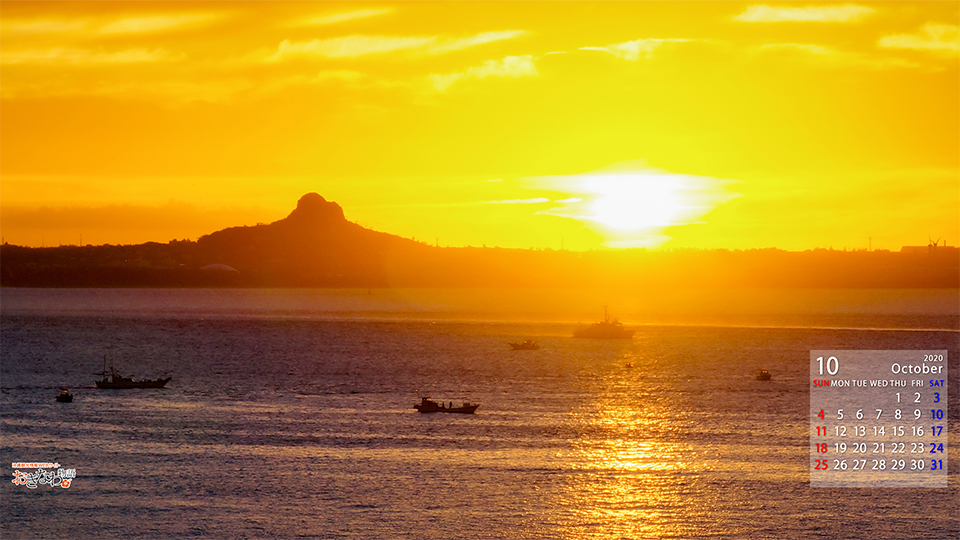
[{"x1": 552, "y1": 358, "x2": 713, "y2": 539}]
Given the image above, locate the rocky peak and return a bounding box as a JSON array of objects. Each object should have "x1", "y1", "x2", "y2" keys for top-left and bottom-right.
[{"x1": 284, "y1": 192, "x2": 346, "y2": 226}]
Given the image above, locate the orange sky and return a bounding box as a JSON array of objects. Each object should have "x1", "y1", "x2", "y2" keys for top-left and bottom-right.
[{"x1": 1, "y1": 1, "x2": 957, "y2": 251}]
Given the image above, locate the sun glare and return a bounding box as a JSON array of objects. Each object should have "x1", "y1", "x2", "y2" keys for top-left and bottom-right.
[
  {"x1": 533, "y1": 166, "x2": 739, "y2": 248},
  {"x1": 583, "y1": 174, "x2": 687, "y2": 231}
]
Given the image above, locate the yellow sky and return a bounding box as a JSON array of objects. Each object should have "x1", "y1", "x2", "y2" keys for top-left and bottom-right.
[{"x1": 1, "y1": 1, "x2": 957, "y2": 250}]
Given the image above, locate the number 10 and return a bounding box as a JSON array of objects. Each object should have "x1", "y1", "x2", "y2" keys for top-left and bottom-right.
[{"x1": 817, "y1": 356, "x2": 839, "y2": 375}]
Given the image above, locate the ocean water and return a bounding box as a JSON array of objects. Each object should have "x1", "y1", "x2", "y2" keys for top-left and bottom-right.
[{"x1": 1, "y1": 288, "x2": 958, "y2": 539}]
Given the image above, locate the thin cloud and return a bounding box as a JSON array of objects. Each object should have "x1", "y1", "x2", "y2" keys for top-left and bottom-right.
[
  {"x1": 482, "y1": 198, "x2": 550, "y2": 205},
  {"x1": 760, "y1": 43, "x2": 835, "y2": 55},
  {"x1": 269, "y1": 36, "x2": 435, "y2": 60},
  {"x1": 304, "y1": 9, "x2": 392, "y2": 26},
  {"x1": 1, "y1": 13, "x2": 218, "y2": 37},
  {"x1": 879, "y1": 23, "x2": 960, "y2": 55},
  {"x1": 429, "y1": 55, "x2": 538, "y2": 92},
  {"x1": 267, "y1": 30, "x2": 526, "y2": 61},
  {"x1": 733, "y1": 4, "x2": 874, "y2": 23},
  {"x1": 98, "y1": 14, "x2": 217, "y2": 34},
  {"x1": 1, "y1": 48, "x2": 170, "y2": 65},
  {"x1": 426, "y1": 30, "x2": 527, "y2": 54},
  {"x1": 1, "y1": 69, "x2": 367, "y2": 104},
  {"x1": 0, "y1": 19, "x2": 87, "y2": 35},
  {"x1": 580, "y1": 38, "x2": 694, "y2": 61}
]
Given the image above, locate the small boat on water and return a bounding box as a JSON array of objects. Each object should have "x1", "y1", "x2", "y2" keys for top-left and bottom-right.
[
  {"x1": 414, "y1": 397, "x2": 479, "y2": 414},
  {"x1": 56, "y1": 389, "x2": 73, "y2": 403},
  {"x1": 756, "y1": 369, "x2": 772, "y2": 381},
  {"x1": 573, "y1": 307, "x2": 634, "y2": 339},
  {"x1": 96, "y1": 358, "x2": 170, "y2": 389},
  {"x1": 509, "y1": 339, "x2": 540, "y2": 350}
]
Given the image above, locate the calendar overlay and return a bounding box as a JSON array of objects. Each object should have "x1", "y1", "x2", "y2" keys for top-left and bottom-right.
[{"x1": 810, "y1": 350, "x2": 948, "y2": 487}]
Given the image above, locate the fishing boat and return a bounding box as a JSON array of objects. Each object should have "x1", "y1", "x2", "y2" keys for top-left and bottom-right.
[
  {"x1": 573, "y1": 307, "x2": 634, "y2": 339},
  {"x1": 414, "y1": 397, "x2": 479, "y2": 414},
  {"x1": 96, "y1": 357, "x2": 171, "y2": 389},
  {"x1": 756, "y1": 369, "x2": 772, "y2": 381},
  {"x1": 56, "y1": 389, "x2": 73, "y2": 403},
  {"x1": 508, "y1": 339, "x2": 540, "y2": 350}
]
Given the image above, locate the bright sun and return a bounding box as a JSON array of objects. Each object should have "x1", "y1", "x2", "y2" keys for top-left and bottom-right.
[
  {"x1": 583, "y1": 174, "x2": 687, "y2": 231},
  {"x1": 533, "y1": 166, "x2": 739, "y2": 248}
]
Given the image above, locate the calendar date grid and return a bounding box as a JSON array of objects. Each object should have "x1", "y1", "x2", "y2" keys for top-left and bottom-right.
[{"x1": 809, "y1": 350, "x2": 947, "y2": 488}]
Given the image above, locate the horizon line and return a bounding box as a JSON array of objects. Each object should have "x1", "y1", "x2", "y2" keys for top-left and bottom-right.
[{"x1": 2, "y1": 237, "x2": 957, "y2": 254}]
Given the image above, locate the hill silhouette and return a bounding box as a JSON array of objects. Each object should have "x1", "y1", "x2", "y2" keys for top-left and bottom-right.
[
  {"x1": 1, "y1": 193, "x2": 958, "y2": 288},
  {"x1": 194, "y1": 193, "x2": 425, "y2": 285}
]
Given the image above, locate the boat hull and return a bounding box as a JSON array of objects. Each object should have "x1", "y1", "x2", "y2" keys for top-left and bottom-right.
[
  {"x1": 96, "y1": 377, "x2": 171, "y2": 389},
  {"x1": 414, "y1": 404, "x2": 479, "y2": 414},
  {"x1": 413, "y1": 397, "x2": 479, "y2": 414},
  {"x1": 574, "y1": 308, "x2": 634, "y2": 339}
]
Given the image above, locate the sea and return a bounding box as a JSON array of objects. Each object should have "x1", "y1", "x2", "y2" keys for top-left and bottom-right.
[{"x1": 1, "y1": 288, "x2": 958, "y2": 539}]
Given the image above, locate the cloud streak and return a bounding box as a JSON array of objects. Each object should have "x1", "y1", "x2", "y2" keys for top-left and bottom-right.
[
  {"x1": 304, "y1": 9, "x2": 392, "y2": 26},
  {"x1": 879, "y1": 23, "x2": 960, "y2": 55},
  {"x1": 0, "y1": 13, "x2": 218, "y2": 36},
  {"x1": 733, "y1": 4, "x2": 874, "y2": 23},
  {"x1": 269, "y1": 36, "x2": 435, "y2": 60},
  {"x1": 0, "y1": 19, "x2": 86, "y2": 35},
  {"x1": 760, "y1": 43, "x2": 834, "y2": 55},
  {"x1": 429, "y1": 55, "x2": 538, "y2": 91},
  {"x1": 580, "y1": 38, "x2": 694, "y2": 61},
  {"x1": 482, "y1": 198, "x2": 550, "y2": 205},
  {"x1": 1, "y1": 69, "x2": 368, "y2": 104},
  {"x1": 1, "y1": 48, "x2": 170, "y2": 65},
  {"x1": 268, "y1": 30, "x2": 526, "y2": 61},
  {"x1": 98, "y1": 14, "x2": 217, "y2": 34},
  {"x1": 425, "y1": 30, "x2": 527, "y2": 54}
]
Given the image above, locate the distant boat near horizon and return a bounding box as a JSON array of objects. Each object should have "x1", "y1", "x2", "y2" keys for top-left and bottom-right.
[
  {"x1": 414, "y1": 397, "x2": 479, "y2": 414},
  {"x1": 756, "y1": 369, "x2": 772, "y2": 381},
  {"x1": 573, "y1": 307, "x2": 635, "y2": 339},
  {"x1": 508, "y1": 339, "x2": 540, "y2": 350},
  {"x1": 96, "y1": 357, "x2": 171, "y2": 389}
]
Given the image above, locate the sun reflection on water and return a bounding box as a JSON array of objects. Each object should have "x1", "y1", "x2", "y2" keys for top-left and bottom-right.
[{"x1": 551, "y1": 359, "x2": 724, "y2": 539}]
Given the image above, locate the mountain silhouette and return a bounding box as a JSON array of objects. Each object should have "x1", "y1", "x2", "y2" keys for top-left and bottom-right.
[{"x1": 195, "y1": 193, "x2": 423, "y2": 283}]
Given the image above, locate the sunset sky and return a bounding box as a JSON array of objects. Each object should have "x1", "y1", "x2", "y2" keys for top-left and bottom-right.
[{"x1": 1, "y1": 1, "x2": 957, "y2": 251}]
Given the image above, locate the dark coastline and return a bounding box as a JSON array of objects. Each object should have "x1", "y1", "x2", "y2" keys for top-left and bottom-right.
[{"x1": 3, "y1": 242, "x2": 958, "y2": 289}]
